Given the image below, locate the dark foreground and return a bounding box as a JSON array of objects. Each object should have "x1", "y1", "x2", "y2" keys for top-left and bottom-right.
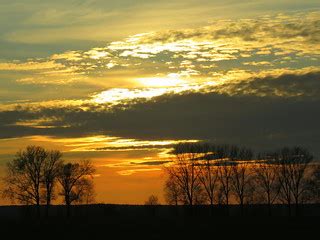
[{"x1": 1, "y1": 205, "x2": 319, "y2": 240}]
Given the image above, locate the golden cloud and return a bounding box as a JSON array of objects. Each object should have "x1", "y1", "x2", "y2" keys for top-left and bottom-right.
[{"x1": 0, "y1": 61, "x2": 64, "y2": 71}]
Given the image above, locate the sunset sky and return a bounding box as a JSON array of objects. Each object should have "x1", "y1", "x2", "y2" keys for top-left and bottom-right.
[{"x1": 0, "y1": 0, "x2": 319, "y2": 204}]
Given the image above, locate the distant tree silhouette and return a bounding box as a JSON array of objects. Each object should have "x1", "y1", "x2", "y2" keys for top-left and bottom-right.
[
  {"x1": 145, "y1": 195, "x2": 159, "y2": 205},
  {"x1": 57, "y1": 160, "x2": 95, "y2": 215},
  {"x1": 145, "y1": 195, "x2": 160, "y2": 217}
]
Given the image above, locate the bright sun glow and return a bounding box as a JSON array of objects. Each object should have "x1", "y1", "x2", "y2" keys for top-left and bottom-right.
[
  {"x1": 137, "y1": 74, "x2": 184, "y2": 87},
  {"x1": 91, "y1": 74, "x2": 196, "y2": 105},
  {"x1": 92, "y1": 88, "x2": 169, "y2": 104}
]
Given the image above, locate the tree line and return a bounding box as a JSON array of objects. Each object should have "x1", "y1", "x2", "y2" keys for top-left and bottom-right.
[
  {"x1": 164, "y1": 143, "x2": 320, "y2": 212},
  {"x1": 1, "y1": 145, "x2": 95, "y2": 215},
  {"x1": 1, "y1": 143, "x2": 320, "y2": 216}
]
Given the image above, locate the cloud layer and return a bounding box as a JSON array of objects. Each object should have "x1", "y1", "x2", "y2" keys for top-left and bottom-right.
[{"x1": 0, "y1": 10, "x2": 319, "y2": 159}]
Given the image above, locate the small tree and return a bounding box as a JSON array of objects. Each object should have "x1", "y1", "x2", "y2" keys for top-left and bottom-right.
[
  {"x1": 145, "y1": 195, "x2": 159, "y2": 205},
  {"x1": 145, "y1": 195, "x2": 160, "y2": 217}
]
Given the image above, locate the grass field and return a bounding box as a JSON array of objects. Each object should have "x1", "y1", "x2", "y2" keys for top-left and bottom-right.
[{"x1": 0, "y1": 205, "x2": 319, "y2": 240}]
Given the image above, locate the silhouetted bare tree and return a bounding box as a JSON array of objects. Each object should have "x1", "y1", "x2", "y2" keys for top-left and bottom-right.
[
  {"x1": 2, "y1": 146, "x2": 48, "y2": 210},
  {"x1": 216, "y1": 145, "x2": 235, "y2": 206},
  {"x1": 214, "y1": 184, "x2": 226, "y2": 205},
  {"x1": 58, "y1": 160, "x2": 95, "y2": 215},
  {"x1": 145, "y1": 195, "x2": 159, "y2": 205},
  {"x1": 165, "y1": 143, "x2": 206, "y2": 206},
  {"x1": 145, "y1": 194, "x2": 160, "y2": 217},
  {"x1": 230, "y1": 147, "x2": 254, "y2": 213},
  {"x1": 74, "y1": 178, "x2": 96, "y2": 204},
  {"x1": 276, "y1": 147, "x2": 313, "y2": 208},
  {"x1": 231, "y1": 162, "x2": 252, "y2": 206},
  {"x1": 164, "y1": 174, "x2": 182, "y2": 205},
  {"x1": 254, "y1": 152, "x2": 281, "y2": 213},
  {"x1": 162, "y1": 143, "x2": 318, "y2": 215},
  {"x1": 198, "y1": 153, "x2": 219, "y2": 206},
  {"x1": 277, "y1": 154, "x2": 292, "y2": 206},
  {"x1": 288, "y1": 147, "x2": 313, "y2": 205},
  {"x1": 305, "y1": 164, "x2": 320, "y2": 203},
  {"x1": 42, "y1": 150, "x2": 63, "y2": 214}
]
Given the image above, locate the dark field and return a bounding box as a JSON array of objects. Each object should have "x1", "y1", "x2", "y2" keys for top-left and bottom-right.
[{"x1": 1, "y1": 205, "x2": 319, "y2": 240}]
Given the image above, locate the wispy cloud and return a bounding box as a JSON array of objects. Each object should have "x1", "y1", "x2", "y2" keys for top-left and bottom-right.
[
  {"x1": 10, "y1": 135, "x2": 198, "y2": 153},
  {"x1": 117, "y1": 168, "x2": 162, "y2": 176},
  {"x1": 1, "y1": 12, "x2": 318, "y2": 93},
  {"x1": 0, "y1": 61, "x2": 64, "y2": 71}
]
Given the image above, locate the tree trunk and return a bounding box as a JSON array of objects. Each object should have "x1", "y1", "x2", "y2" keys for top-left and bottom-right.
[
  {"x1": 268, "y1": 203, "x2": 272, "y2": 216},
  {"x1": 295, "y1": 197, "x2": 300, "y2": 216},
  {"x1": 46, "y1": 193, "x2": 51, "y2": 217},
  {"x1": 65, "y1": 194, "x2": 71, "y2": 217},
  {"x1": 36, "y1": 197, "x2": 40, "y2": 218},
  {"x1": 267, "y1": 192, "x2": 272, "y2": 216},
  {"x1": 240, "y1": 197, "x2": 244, "y2": 216},
  {"x1": 288, "y1": 201, "x2": 291, "y2": 216}
]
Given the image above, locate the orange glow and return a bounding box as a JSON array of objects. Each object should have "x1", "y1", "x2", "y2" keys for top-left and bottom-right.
[{"x1": 0, "y1": 135, "x2": 199, "y2": 205}]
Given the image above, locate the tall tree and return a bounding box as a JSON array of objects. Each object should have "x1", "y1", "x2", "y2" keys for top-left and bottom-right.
[
  {"x1": 164, "y1": 174, "x2": 182, "y2": 205},
  {"x1": 198, "y1": 152, "x2": 219, "y2": 206},
  {"x1": 58, "y1": 160, "x2": 95, "y2": 215},
  {"x1": 2, "y1": 146, "x2": 48, "y2": 207},
  {"x1": 276, "y1": 147, "x2": 313, "y2": 206},
  {"x1": 305, "y1": 164, "x2": 320, "y2": 203},
  {"x1": 230, "y1": 147, "x2": 254, "y2": 210},
  {"x1": 254, "y1": 152, "x2": 281, "y2": 212},
  {"x1": 165, "y1": 143, "x2": 206, "y2": 206},
  {"x1": 216, "y1": 145, "x2": 235, "y2": 206},
  {"x1": 42, "y1": 150, "x2": 63, "y2": 213},
  {"x1": 287, "y1": 147, "x2": 313, "y2": 205},
  {"x1": 74, "y1": 178, "x2": 96, "y2": 204}
]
